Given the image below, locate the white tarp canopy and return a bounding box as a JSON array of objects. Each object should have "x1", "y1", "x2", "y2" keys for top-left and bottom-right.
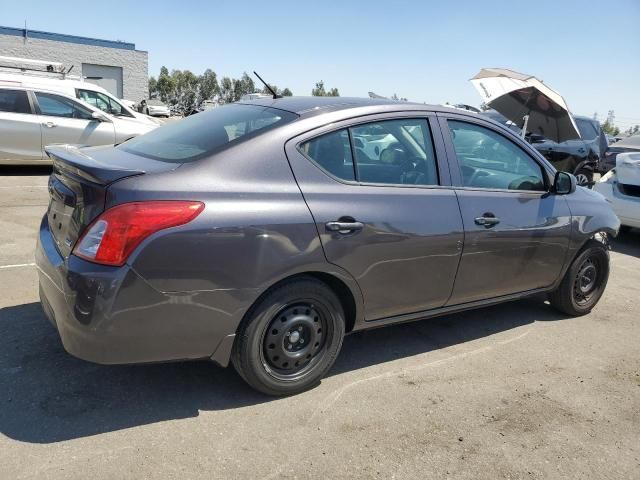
[{"x1": 471, "y1": 68, "x2": 580, "y2": 143}]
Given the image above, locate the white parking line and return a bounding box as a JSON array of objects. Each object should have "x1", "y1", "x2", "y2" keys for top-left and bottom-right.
[{"x1": 0, "y1": 262, "x2": 36, "y2": 270}]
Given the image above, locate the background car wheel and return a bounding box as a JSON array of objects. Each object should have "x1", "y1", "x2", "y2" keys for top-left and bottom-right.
[
  {"x1": 549, "y1": 239, "x2": 609, "y2": 316},
  {"x1": 574, "y1": 168, "x2": 593, "y2": 188},
  {"x1": 232, "y1": 277, "x2": 345, "y2": 396}
]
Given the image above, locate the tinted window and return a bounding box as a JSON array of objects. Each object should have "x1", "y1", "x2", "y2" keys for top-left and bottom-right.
[
  {"x1": 77, "y1": 89, "x2": 131, "y2": 117},
  {"x1": 300, "y1": 129, "x2": 355, "y2": 181},
  {"x1": 0, "y1": 89, "x2": 30, "y2": 114},
  {"x1": 121, "y1": 104, "x2": 297, "y2": 163},
  {"x1": 448, "y1": 120, "x2": 545, "y2": 191},
  {"x1": 351, "y1": 119, "x2": 438, "y2": 185},
  {"x1": 575, "y1": 118, "x2": 599, "y2": 140},
  {"x1": 35, "y1": 92, "x2": 93, "y2": 120}
]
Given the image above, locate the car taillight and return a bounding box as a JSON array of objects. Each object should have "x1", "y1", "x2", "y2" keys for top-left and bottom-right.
[{"x1": 73, "y1": 201, "x2": 204, "y2": 266}]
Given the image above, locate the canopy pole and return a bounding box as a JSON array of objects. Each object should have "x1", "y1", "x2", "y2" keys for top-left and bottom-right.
[{"x1": 521, "y1": 114, "x2": 529, "y2": 139}]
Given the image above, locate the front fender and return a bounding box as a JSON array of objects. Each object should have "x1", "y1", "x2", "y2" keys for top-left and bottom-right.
[{"x1": 566, "y1": 187, "x2": 620, "y2": 250}]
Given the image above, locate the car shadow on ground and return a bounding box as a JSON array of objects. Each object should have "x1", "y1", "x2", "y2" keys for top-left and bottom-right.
[
  {"x1": 0, "y1": 296, "x2": 568, "y2": 444},
  {"x1": 0, "y1": 165, "x2": 52, "y2": 176},
  {"x1": 611, "y1": 228, "x2": 640, "y2": 258}
]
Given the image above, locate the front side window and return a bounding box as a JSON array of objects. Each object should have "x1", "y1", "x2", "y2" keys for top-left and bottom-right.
[
  {"x1": 121, "y1": 104, "x2": 297, "y2": 163},
  {"x1": 300, "y1": 118, "x2": 439, "y2": 186},
  {"x1": 0, "y1": 89, "x2": 31, "y2": 114},
  {"x1": 35, "y1": 92, "x2": 93, "y2": 120},
  {"x1": 77, "y1": 89, "x2": 131, "y2": 117},
  {"x1": 448, "y1": 120, "x2": 545, "y2": 191}
]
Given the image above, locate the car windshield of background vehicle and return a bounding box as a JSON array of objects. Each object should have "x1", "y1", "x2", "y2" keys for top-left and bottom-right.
[
  {"x1": 575, "y1": 118, "x2": 599, "y2": 140},
  {"x1": 0, "y1": 89, "x2": 31, "y2": 114},
  {"x1": 120, "y1": 104, "x2": 298, "y2": 163}
]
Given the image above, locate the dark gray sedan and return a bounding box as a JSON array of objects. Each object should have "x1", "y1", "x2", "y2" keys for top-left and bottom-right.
[{"x1": 36, "y1": 97, "x2": 620, "y2": 395}]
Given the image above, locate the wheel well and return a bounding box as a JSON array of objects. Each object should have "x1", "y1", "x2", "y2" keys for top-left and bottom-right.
[
  {"x1": 304, "y1": 272, "x2": 357, "y2": 333},
  {"x1": 246, "y1": 272, "x2": 358, "y2": 334}
]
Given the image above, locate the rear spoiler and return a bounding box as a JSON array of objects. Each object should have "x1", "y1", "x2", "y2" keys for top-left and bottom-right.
[{"x1": 45, "y1": 145, "x2": 144, "y2": 185}]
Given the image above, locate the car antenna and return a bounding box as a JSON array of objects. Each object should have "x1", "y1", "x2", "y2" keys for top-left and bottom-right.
[{"x1": 253, "y1": 71, "x2": 280, "y2": 99}]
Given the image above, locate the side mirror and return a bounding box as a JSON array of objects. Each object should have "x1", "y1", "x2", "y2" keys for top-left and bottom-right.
[
  {"x1": 554, "y1": 171, "x2": 576, "y2": 195},
  {"x1": 91, "y1": 111, "x2": 110, "y2": 122}
]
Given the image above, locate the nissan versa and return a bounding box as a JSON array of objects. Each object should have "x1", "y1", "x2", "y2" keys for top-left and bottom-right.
[{"x1": 36, "y1": 97, "x2": 620, "y2": 395}]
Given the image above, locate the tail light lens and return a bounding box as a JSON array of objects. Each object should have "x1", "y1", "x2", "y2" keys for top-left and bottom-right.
[{"x1": 73, "y1": 201, "x2": 204, "y2": 266}]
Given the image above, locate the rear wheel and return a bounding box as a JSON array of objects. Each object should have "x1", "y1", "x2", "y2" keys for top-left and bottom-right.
[
  {"x1": 549, "y1": 240, "x2": 609, "y2": 316},
  {"x1": 232, "y1": 277, "x2": 345, "y2": 396}
]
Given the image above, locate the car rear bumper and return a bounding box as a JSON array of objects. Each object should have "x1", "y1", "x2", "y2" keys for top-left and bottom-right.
[
  {"x1": 593, "y1": 181, "x2": 640, "y2": 228},
  {"x1": 35, "y1": 215, "x2": 240, "y2": 365}
]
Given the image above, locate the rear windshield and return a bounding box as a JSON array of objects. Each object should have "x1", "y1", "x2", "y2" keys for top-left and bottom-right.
[{"x1": 120, "y1": 104, "x2": 297, "y2": 163}]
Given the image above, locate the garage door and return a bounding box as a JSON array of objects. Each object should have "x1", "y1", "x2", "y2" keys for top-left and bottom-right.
[{"x1": 81, "y1": 64, "x2": 123, "y2": 98}]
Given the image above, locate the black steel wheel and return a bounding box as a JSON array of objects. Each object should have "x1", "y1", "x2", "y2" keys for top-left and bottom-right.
[
  {"x1": 549, "y1": 239, "x2": 609, "y2": 316},
  {"x1": 232, "y1": 277, "x2": 345, "y2": 396}
]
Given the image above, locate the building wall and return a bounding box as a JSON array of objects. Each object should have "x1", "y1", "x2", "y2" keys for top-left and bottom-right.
[{"x1": 0, "y1": 32, "x2": 148, "y2": 101}]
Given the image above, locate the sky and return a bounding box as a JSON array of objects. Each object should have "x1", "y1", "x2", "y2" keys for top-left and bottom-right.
[{"x1": 2, "y1": 0, "x2": 639, "y2": 129}]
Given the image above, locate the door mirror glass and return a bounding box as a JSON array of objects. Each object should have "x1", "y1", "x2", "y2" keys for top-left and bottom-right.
[{"x1": 554, "y1": 171, "x2": 576, "y2": 195}]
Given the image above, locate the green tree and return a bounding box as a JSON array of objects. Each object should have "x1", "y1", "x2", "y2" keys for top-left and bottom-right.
[
  {"x1": 198, "y1": 69, "x2": 219, "y2": 102},
  {"x1": 148, "y1": 77, "x2": 158, "y2": 98},
  {"x1": 312, "y1": 80, "x2": 339, "y2": 97},
  {"x1": 219, "y1": 77, "x2": 235, "y2": 104},
  {"x1": 155, "y1": 66, "x2": 176, "y2": 103},
  {"x1": 280, "y1": 87, "x2": 293, "y2": 96},
  {"x1": 601, "y1": 110, "x2": 620, "y2": 136}
]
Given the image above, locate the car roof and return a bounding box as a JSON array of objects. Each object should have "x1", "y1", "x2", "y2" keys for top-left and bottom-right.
[{"x1": 237, "y1": 96, "x2": 459, "y2": 117}]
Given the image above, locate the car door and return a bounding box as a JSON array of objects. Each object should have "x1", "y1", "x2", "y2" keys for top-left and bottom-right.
[
  {"x1": 438, "y1": 114, "x2": 572, "y2": 305},
  {"x1": 286, "y1": 113, "x2": 464, "y2": 321},
  {"x1": 32, "y1": 91, "x2": 115, "y2": 152},
  {"x1": 0, "y1": 88, "x2": 42, "y2": 162}
]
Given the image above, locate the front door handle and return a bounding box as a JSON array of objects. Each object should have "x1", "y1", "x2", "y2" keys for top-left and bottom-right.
[
  {"x1": 42, "y1": 121, "x2": 57, "y2": 128},
  {"x1": 326, "y1": 220, "x2": 364, "y2": 234},
  {"x1": 474, "y1": 213, "x2": 500, "y2": 227}
]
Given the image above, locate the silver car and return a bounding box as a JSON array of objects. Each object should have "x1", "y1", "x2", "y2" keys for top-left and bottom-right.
[{"x1": 0, "y1": 86, "x2": 156, "y2": 165}]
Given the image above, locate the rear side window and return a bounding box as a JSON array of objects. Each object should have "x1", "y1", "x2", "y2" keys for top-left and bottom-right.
[
  {"x1": 121, "y1": 104, "x2": 297, "y2": 163},
  {"x1": 0, "y1": 89, "x2": 30, "y2": 114},
  {"x1": 35, "y1": 92, "x2": 93, "y2": 120},
  {"x1": 351, "y1": 119, "x2": 438, "y2": 185},
  {"x1": 300, "y1": 130, "x2": 355, "y2": 181},
  {"x1": 300, "y1": 118, "x2": 439, "y2": 186}
]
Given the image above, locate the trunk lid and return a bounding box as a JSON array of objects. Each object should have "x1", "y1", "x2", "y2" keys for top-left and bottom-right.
[{"x1": 45, "y1": 144, "x2": 179, "y2": 258}]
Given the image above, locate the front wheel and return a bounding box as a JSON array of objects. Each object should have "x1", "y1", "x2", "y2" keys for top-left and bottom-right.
[
  {"x1": 549, "y1": 240, "x2": 610, "y2": 316},
  {"x1": 232, "y1": 278, "x2": 345, "y2": 396},
  {"x1": 574, "y1": 168, "x2": 593, "y2": 188}
]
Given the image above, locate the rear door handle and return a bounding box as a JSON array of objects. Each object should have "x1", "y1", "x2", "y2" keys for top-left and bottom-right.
[
  {"x1": 326, "y1": 221, "x2": 364, "y2": 233},
  {"x1": 474, "y1": 214, "x2": 500, "y2": 227},
  {"x1": 42, "y1": 121, "x2": 57, "y2": 128}
]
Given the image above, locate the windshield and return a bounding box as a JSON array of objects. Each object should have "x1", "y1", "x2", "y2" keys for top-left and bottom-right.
[
  {"x1": 575, "y1": 118, "x2": 599, "y2": 140},
  {"x1": 120, "y1": 104, "x2": 297, "y2": 163}
]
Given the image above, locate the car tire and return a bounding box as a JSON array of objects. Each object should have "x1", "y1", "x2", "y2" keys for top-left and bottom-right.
[
  {"x1": 232, "y1": 277, "x2": 345, "y2": 396},
  {"x1": 619, "y1": 225, "x2": 632, "y2": 234},
  {"x1": 574, "y1": 168, "x2": 593, "y2": 188},
  {"x1": 549, "y1": 239, "x2": 609, "y2": 316}
]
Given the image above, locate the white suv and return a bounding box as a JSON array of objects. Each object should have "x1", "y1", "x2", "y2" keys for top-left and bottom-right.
[{"x1": 0, "y1": 86, "x2": 157, "y2": 165}]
